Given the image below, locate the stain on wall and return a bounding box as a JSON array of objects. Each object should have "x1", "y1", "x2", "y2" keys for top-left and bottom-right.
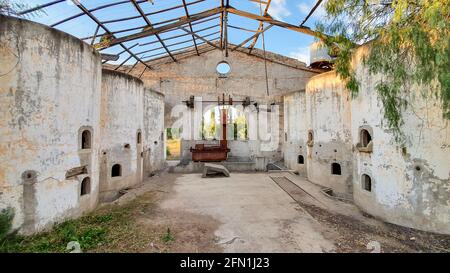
[
  {"x1": 143, "y1": 89, "x2": 165, "y2": 174},
  {"x1": 350, "y1": 46, "x2": 450, "y2": 234},
  {"x1": 99, "y1": 69, "x2": 145, "y2": 201},
  {"x1": 0, "y1": 15, "x2": 102, "y2": 234},
  {"x1": 284, "y1": 44, "x2": 450, "y2": 234},
  {"x1": 124, "y1": 48, "x2": 319, "y2": 167},
  {"x1": 306, "y1": 71, "x2": 353, "y2": 195}
]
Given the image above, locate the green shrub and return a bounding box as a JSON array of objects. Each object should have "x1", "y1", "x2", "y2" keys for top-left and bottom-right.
[{"x1": 0, "y1": 207, "x2": 14, "y2": 242}]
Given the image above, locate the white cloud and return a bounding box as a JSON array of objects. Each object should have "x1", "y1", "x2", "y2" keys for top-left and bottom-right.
[
  {"x1": 254, "y1": 0, "x2": 291, "y2": 21},
  {"x1": 269, "y1": 0, "x2": 291, "y2": 20},
  {"x1": 289, "y1": 47, "x2": 310, "y2": 65},
  {"x1": 297, "y1": 3, "x2": 310, "y2": 15},
  {"x1": 297, "y1": 0, "x2": 327, "y2": 22}
]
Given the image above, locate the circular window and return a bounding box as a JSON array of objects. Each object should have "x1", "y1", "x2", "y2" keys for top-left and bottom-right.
[{"x1": 216, "y1": 61, "x2": 231, "y2": 75}]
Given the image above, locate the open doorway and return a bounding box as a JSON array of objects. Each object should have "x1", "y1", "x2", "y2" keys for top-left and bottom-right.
[
  {"x1": 166, "y1": 128, "x2": 181, "y2": 160},
  {"x1": 202, "y1": 106, "x2": 248, "y2": 140}
]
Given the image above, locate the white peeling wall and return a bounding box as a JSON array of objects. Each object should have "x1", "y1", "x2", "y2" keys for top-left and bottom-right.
[
  {"x1": 132, "y1": 49, "x2": 317, "y2": 166},
  {"x1": 305, "y1": 72, "x2": 353, "y2": 195},
  {"x1": 136, "y1": 49, "x2": 318, "y2": 125},
  {"x1": 0, "y1": 16, "x2": 102, "y2": 234},
  {"x1": 143, "y1": 89, "x2": 165, "y2": 174},
  {"x1": 351, "y1": 47, "x2": 450, "y2": 234},
  {"x1": 283, "y1": 91, "x2": 308, "y2": 175},
  {"x1": 99, "y1": 70, "x2": 144, "y2": 201}
]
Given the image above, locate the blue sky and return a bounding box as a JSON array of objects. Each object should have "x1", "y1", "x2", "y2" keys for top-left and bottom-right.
[{"x1": 16, "y1": 0, "x2": 326, "y2": 65}]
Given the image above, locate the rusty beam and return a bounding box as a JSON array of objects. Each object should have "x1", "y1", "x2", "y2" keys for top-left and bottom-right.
[
  {"x1": 19, "y1": 0, "x2": 65, "y2": 16},
  {"x1": 179, "y1": 27, "x2": 222, "y2": 50},
  {"x1": 101, "y1": 0, "x2": 205, "y2": 24},
  {"x1": 102, "y1": 43, "x2": 139, "y2": 64},
  {"x1": 90, "y1": 24, "x2": 100, "y2": 45},
  {"x1": 95, "y1": 6, "x2": 225, "y2": 49},
  {"x1": 51, "y1": 0, "x2": 132, "y2": 27},
  {"x1": 139, "y1": 23, "x2": 219, "y2": 47},
  {"x1": 248, "y1": 0, "x2": 272, "y2": 53},
  {"x1": 224, "y1": 6, "x2": 229, "y2": 56},
  {"x1": 143, "y1": 38, "x2": 220, "y2": 62},
  {"x1": 228, "y1": 25, "x2": 258, "y2": 32},
  {"x1": 69, "y1": 0, "x2": 151, "y2": 71},
  {"x1": 181, "y1": 0, "x2": 200, "y2": 56},
  {"x1": 135, "y1": 31, "x2": 220, "y2": 55},
  {"x1": 226, "y1": 7, "x2": 326, "y2": 39},
  {"x1": 231, "y1": 24, "x2": 273, "y2": 51},
  {"x1": 219, "y1": 0, "x2": 224, "y2": 49},
  {"x1": 130, "y1": 0, "x2": 176, "y2": 62},
  {"x1": 83, "y1": 15, "x2": 219, "y2": 42},
  {"x1": 299, "y1": 0, "x2": 323, "y2": 26}
]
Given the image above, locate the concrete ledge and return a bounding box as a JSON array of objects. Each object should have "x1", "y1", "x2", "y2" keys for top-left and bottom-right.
[{"x1": 170, "y1": 161, "x2": 259, "y2": 173}]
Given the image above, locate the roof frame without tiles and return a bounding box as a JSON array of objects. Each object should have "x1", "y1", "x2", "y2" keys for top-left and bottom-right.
[{"x1": 17, "y1": 0, "x2": 326, "y2": 78}]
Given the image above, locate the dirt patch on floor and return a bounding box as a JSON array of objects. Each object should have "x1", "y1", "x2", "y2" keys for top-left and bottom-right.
[
  {"x1": 95, "y1": 173, "x2": 223, "y2": 253},
  {"x1": 296, "y1": 202, "x2": 450, "y2": 253},
  {"x1": 288, "y1": 197, "x2": 450, "y2": 253},
  {"x1": 1, "y1": 172, "x2": 222, "y2": 253},
  {"x1": 271, "y1": 175, "x2": 450, "y2": 253}
]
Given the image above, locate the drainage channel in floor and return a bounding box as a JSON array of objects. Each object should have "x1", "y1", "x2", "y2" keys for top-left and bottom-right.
[{"x1": 270, "y1": 176, "x2": 325, "y2": 208}]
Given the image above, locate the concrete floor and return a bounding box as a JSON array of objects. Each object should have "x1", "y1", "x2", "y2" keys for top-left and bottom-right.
[
  {"x1": 114, "y1": 171, "x2": 450, "y2": 252},
  {"x1": 161, "y1": 173, "x2": 335, "y2": 252}
]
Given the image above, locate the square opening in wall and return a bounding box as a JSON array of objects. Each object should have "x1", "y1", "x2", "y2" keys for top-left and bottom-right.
[{"x1": 331, "y1": 163, "x2": 341, "y2": 175}]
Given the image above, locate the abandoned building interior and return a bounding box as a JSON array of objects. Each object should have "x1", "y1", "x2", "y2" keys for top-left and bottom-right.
[{"x1": 0, "y1": 0, "x2": 449, "y2": 252}]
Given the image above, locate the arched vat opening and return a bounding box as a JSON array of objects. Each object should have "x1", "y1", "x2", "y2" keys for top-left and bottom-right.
[
  {"x1": 81, "y1": 177, "x2": 90, "y2": 196},
  {"x1": 81, "y1": 130, "x2": 91, "y2": 149},
  {"x1": 111, "y1": 164, "x2": 122, "y2": 177},
  {"x1": 360, "y1": 129, "x2": 372, "y2": 147},
  {"x1": 362, "y1": 174, "x2": 372, "y2": 192},
  {"x1": 137, "y1": 131, "x2": 142, "y2": 144},
  {"x1": 297, "y1": 155, "x2": 304, "y2": 164}
]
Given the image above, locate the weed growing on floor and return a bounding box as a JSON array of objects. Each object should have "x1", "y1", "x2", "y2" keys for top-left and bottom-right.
[
  {"x1": 0, "y1": 213, "x2": 114, "y2": 253},
  {"x1": 0, "y1": 197, "x2": 155, "y2": 253},
  {"x1": 162, "y1": 228, "x2": 175, "y2": 243}
]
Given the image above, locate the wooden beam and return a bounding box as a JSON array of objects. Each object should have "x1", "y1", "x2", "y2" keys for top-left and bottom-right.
[
  {"x1": 101, "y1": 0, "x2": 205, "y2": 24},
  {"x1": 228, "y1": 25, "x2": 258, "y2": 32},
  {"x1": 181, "y1": 0, "x2": 200, "y2": 55},
  {"x1": 231, "y1": 24, "x2": 273, "y2": 51},
  {"x1": 130, "y1": 0, "x2": 176, "y2": 62},
  {"x1": 18, "y1": 0, "x2": 65, "y2": 15},
  {"x1": 135, "y1": 31, "x2": 220, "y2": 55},
  {"x1": 142, "y1": 38, "x2": 220, "y2": 62},
  {"x1": 226, "y1": 7, "x2": 326, "y2": 39},
  {"x1": 139, "y1": 23, "x2": 219, "y2": 47},
  {"x1": 83, "y1": 14, "x2": 221, "y2": 40},
  {"x1": 248, "y1": 0, "x2": 272, "y2": 53},
  {"x1": 101, "y1": 53, "x2": 120, "y2": 61},
  {"x1": 96, "y1": 7, "x2": 225, "y2": 49},
  {"x1": 224, "y1": 9, "x2": 229, "y2": 56},
  {"x1": 248, "y1": 0, "x2": 268, "y2": 4},
  {"x1": 102, "y1": 43, "x2": 139, "y2": 64},
  {"x1": 91, "y1": 25, "x2": 100, "y2": 45},
  {"x1": 220, "y1": 0, "x2": 224, "y2": 49},
  {"x1": 69, "y1": 0, "x2": 152, "y2": 70},
  {"x1": 179, "y1": 27, "x2": 222, "y2": 50},
  {"x1": 51, "y1": 0, "x2": 132, "y2": 27}
]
